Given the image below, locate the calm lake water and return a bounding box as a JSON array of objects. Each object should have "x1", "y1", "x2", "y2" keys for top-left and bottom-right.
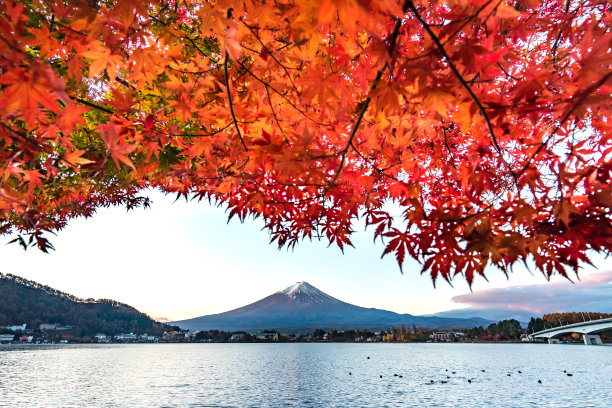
[{"x1": 0, "y1": 343, "x2": 610, "y2": 407}]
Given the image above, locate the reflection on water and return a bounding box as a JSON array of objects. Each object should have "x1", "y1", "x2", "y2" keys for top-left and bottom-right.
[{"x1": 0, "y1": 343, "x2": 610, "y2": 407}]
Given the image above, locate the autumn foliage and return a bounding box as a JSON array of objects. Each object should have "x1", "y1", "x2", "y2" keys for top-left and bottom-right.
[{"x1": 0, "y1": 0, "x2": 610, "y2": 285}]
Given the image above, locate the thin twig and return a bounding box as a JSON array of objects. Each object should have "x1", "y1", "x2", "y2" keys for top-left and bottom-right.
[
  {"x1": 235, "y1": 59, "x2": 332, "y2": 127},
  {"x1": 442, "y1": 122, "x2": 456, "y2": 169},
  {"x1": 241, "y1": 20, "x2": 300, "y2": 94},
  {"x1": 516, "y1": 71, "x2": 612, "y2": 179},
  {"x1": 70, "y1": 96, "x2": 115, "y2": 115},
  {"x1": 407, "y1": 0, "x2": 518, "y2": 187},
  {"x1": 321, "y1": 0, "x2": 411, "y2": 200},
  {"x1": 224, "y1": 52, "x2": 248, "y2": 152}
]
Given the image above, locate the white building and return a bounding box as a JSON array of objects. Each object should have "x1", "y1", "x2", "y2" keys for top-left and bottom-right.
[
  {"x1": 114, "y1": 333, "x2": 138, "y2": 342},
  {"x1": 256, "y1": 332, "x2": 279, "y2": 341},
  {"x1": 1, "y1": 324, "x2": 26, "y2": 331},
  {"x1": 0, "y1": 334, "x2": 15, "y2": 343},
  {"x1": 430, "y1": 332, "x2": 463, "y2": 342}
]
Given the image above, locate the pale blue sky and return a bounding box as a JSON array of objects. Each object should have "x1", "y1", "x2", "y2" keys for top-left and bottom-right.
[{"x1": 1, "y1": 190, "x2": 609, "y2": 321}]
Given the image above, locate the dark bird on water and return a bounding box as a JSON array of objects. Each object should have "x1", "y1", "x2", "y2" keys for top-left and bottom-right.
[
  {"x1": 430, "y1": 380, "x2": 434, "y2": 383},
  {"x1": 468, "y1": 379, "x2": 472, "y2": 383},
  {"x1": 452, "y1": 372, "x2": 456, "y2": 374},
  {"x1": 518, "y1": 371, "x2": 522, "y2": 374},
  {"x1": 481, "y1": 370, "x2": 485, "y2": 372},
  {"x1": 441, "y1": 380, "x2": 448, "y2": 384},
  {"x1": 349, "y1": 372, "x2": 352, "y2": 375},
  {"x1": 380, "y1": 375, "x2": 383, "y2": 378},
  {"x1": 567, "y1": 373, "x2": 573, "y2": 377},
  {"x1": 394, "y1": 374, "x2": 398, "y2": 377},
  {"x1": 538, "y1": 380, "x2": 542, "y2": 384},
  {"x1": 399, "y1": 376, "x2": 403, "y2": 378},
  {"x1": 446, "y1": 376, "x2": 451, "y2": 379},
  {"x1": 367, "y1": 357, "x2": 370, "y2": 359},
  {"x1": 563, "y1": 370, "x2": 567, "y2": 373}
]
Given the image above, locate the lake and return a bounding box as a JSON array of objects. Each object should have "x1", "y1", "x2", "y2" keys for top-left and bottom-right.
[{"x1": 0, "y1": 343, "x2": 610, "y2": 407}]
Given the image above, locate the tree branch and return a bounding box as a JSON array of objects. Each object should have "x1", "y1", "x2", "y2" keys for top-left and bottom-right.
[
  {"x1": 517, "y1": 70, "x2": 612, "y2": 179},
  {"x1": 240, "y1": 20, "x2": 300, "y2": 95},
  {"x1": 69, "y1": 96, "x2": 115, "y2": 115},
  {"x1": 322, "y1": 0, "x2": 411, "y2": 199},
  {"x1": 224, "y1": 52, "x2": 248, "y2": 152},
  {"x1": 407, "y1": 0, "x2": 518, "y2": 187}
]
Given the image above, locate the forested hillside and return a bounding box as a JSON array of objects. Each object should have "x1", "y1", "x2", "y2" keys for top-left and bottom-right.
[{"x1": 0, "y1": 273, "x2": 165, "y2": 336}]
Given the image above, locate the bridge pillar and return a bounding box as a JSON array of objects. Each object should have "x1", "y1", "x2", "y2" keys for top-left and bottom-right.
[
  {"x1": 582, "y1": 334, "x2": 603, "y2": 345},
  {"x1": 548, "y1": 338, "x2": 560, "y2": 344}
]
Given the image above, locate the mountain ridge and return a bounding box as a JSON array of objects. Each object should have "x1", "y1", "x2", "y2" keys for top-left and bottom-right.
[
  {"x1": 173, "y1": 282, "x2": 493, "y2": 333},
  {"x1": 0, "y1": 273, "x2": 166, "y2": 336}
]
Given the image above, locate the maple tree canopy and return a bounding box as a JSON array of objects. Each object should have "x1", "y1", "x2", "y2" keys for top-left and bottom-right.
[{"x1": 0, "y1": 0, "x2": 610, "y2": 286}]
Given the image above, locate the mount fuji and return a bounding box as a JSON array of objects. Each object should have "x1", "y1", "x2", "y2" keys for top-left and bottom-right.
[{"x1": 172, "y1": 282, "x2": 492, "y2": 333}]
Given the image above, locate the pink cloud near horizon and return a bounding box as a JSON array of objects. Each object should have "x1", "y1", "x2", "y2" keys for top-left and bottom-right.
[{"x1": 452, "y1": 270, "x2": 612, "y2": 315}]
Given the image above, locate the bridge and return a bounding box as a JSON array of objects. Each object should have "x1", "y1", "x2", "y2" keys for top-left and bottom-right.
[{"x1": 530, "y1": 317, "x2": 612, "y2": 345}]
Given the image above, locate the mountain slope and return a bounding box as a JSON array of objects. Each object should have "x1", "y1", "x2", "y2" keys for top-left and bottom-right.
[
  {"x1": 0, "y1": 273, "x2": 165, "y2": 336},
  {"x1": 173, "y1": 282, "x2": 492, "y2": 333},
  {"x1": 430, "y1": 308, "x2": 531, "y2": 325}
]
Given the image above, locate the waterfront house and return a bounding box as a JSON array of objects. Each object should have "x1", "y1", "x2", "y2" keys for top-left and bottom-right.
[
  {"x1": 256, "y1": 332, "x2": 279, "y2": 341},
  {"x1": 95, "y1": 334, "x2": 110, "y2": 343},
  {"x1": 114, "y1": 333, "x2": 138, "y2": 342},
  {"x1": 0, "y1": 324, "x2": 26, "y2": 331},
  {"x1": 430, "y1": 331, "x2": 465, "y2": 342},
  {"x1": 0, "y1": 334, "x2": 15, "y2": 343}
]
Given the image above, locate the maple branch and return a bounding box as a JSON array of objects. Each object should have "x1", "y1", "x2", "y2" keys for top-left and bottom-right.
[
  {"x1": 516, "y1": 70, "x2": 612, "y2": 179},
  {"x1": 0, "y1": 34, "x2": 22, "y2": 54},
  {"x1": 240, "y1": 20, "x2": 300, "y2": 94},
  {"x1": 235, "y1": 59, "x2": 331, "y2": 127},
  {"x1": 70, "y1": 96, "x2": 115, "y2": 115},
  {"x1": 322, "y1": 0, "x2": 410, "y2": 199},
  {"x1": 114, "y1": 76, "x2": 136, "y2": 91},
  {"x1": 407, "y1": 2, "x2": 501, "y2": 155},
  {"x1": 407, "y1": 1, "x2": 518, "y2": 188},
  {"x1": 401, "y1": 0, "x2": 495, "y2": 63},
  {"x1": 264, "y1": 86, "x2": 290, "y2": 145},
  {"x1": 224, "y1": 53, "x2": 248, "y2": 152},
  {"x1": 442, "y1": 123, "x2": 456, "y2": 169}
]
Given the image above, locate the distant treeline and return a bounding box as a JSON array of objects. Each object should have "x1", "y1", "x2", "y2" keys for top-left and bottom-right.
[
  {"x1": 0, "y1": 273, "x2": 166, "y2": 336},
  {"x1": 463, "y1": 319, "x2": 523, "y2": 341}
]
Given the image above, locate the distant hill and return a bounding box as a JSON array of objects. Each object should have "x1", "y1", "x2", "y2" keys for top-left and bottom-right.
[
  {"x1": 428, "y1": 308, "x2": 531, "y2": 326},
  {"x1": 0, "y1": 273, "x2": 165, "y2": 336},
  {"x1": 173, "y1": 282, "x2": 493, "y2": 333}
]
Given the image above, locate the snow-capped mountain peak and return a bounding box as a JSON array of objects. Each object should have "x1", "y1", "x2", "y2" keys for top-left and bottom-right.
[{"x1": 277, "y1": 282, "x2": 340, "y2": 303}]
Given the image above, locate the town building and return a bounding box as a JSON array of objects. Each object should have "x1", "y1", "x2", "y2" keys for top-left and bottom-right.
[
  {"x1": 114, "y1": 333, "x2": 138, "y2": 342},
  {"x1": 0, "y1": 334, "x2": 15, "y2": 343},
  {"x1": 429, "y1": 331, "x2": 465, "y2": 342},
  {"x1": 0, "y1": 324, "x2": 26, "y2": 331},
  {"x1": 256, "y1": 332, "x2": 279, "y2": 341}
]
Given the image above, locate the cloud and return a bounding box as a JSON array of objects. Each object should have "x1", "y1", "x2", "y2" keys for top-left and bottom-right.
[{"x1": 450, "y1": 270, "x2": 612, "y2": 316}]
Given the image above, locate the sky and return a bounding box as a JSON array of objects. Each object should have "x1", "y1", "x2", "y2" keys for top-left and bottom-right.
[{"x1": 1, "y1": 189, "x2": 610, "y2": 321}]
